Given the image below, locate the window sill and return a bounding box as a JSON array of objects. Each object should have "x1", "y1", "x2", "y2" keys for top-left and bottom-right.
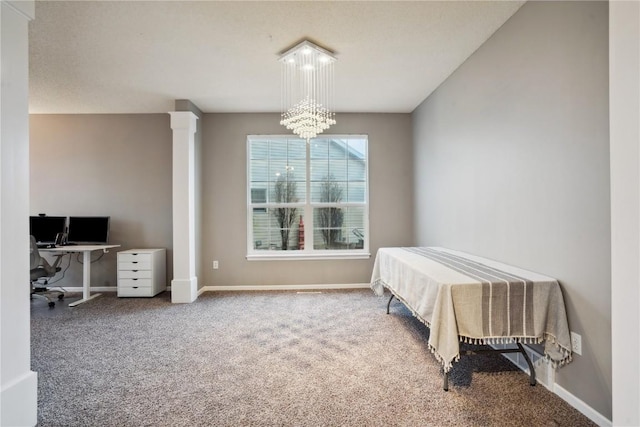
[{"x1": 246, "y1": 252, "x2": 371, "y2": 261}]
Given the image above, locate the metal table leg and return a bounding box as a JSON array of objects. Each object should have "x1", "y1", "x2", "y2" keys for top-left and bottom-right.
[
  {"x1": 386, "y1": 294, "x2": 395, "y2": 314},
  {"x1": 517, "y1": 343, "x2": 537, "y2": 386}
]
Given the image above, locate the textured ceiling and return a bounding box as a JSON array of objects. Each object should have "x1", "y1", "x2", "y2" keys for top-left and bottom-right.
[{"x1": 29, "y1": 1, "x2": 524, "y2": 114}]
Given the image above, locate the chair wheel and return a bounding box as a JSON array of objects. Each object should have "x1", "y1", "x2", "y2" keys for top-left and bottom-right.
[
  {"x1": 58, "y1": 294, "x2": 64, "y2": 300},
  {"x1": 48, "y1": 301, "x2": 55, "y2": 308}
]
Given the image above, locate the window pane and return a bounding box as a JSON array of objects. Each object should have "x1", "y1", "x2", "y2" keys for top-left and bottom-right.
[
  {"x1": 288, "y1": 159, "x2": 306, "y2": 181},
  {"x1": 347, "y1": 182, "x2": 366, "y2": 203},
  {"x1": 251, "y1": 208, "x2": 270, "y2": 249},
  {"x1": 250, "y1": 160, "x2": 269, "y2": 182},
  {"x1": 270, "y1": 175, "x2": 301, "y2": 204},
  {"x1": 251, "y1": 208, "x2": 305, "y2": 251},
  {"x1": 313, "y1": 207, "x2": 344, "y2": 249},
  {"x1": 310, "y1": 159, "x2": 328, "y2": 182},
  {"x1": 310, "y1": 179, "x2": 346, "y2": 203},
  {"x1": 328, "y1": 159, "x2": 347, "y2": 181},
  {"x1": 269, "y1": 159, "x2": 288, "y2": 181},
  {"x1": 348, "y1": 159, "x2": 366, "y2": 181},
  {"x1": 250, "y1": 140, "x2": 269, "y2": 160},
  {"x1": 250, "y1": 187, "x2": 267, "y2": 204},
  {"x1": 314, "y1": 206, "x2": 346, "y2": 250},
  {"x1": 269, "y1": 141, "x2": 288, "y2": 159},
  {"x1": 329, "y1": 139, "x2": 347, "y2": 159},
  {"x1": 347, "y1": 139, "x2": 367, "y2": 160},
  {"x1": 344, "y1": 207, "x2": 365, "y2": 249},
  {"x1": 310, "y1": 139, "x2": 329, "y2": 159},
  {"x1": 288, "y1": 139, "x2": 306, "y2": 159},
  {"x1": 313, "y1": 206, "x2": 365, "y2": 250}
]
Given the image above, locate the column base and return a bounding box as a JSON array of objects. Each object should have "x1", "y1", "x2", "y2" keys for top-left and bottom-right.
[
  {"x1": 1, "y1": 371, "x2": 37, "y2": 426},
  {"x1": 171, "y1": 277, "x2": 198, "y2": 303}
]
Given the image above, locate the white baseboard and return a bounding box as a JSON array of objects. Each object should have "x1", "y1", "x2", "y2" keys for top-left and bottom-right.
[
  {"x1": 490, "y1": 343, "x2": 554, "y2": 390},
  {"x1": 491, "y1": 344, "x2": 611, "y2": 427},
  {"x1": 59, "y1": 284, "x2": 372, "y2": 294},
  {"x1": 54, "y1": 286, "x2": 117, "y2": 293},
  {"x1": 201, "y1": 283, "x2": 371, "y2": 292},
  {"x1": 554, "y1": 383, "x2": 612, "y2": 427},
  {"x1": 0, "y1": 371, "x2": 37, "y2": 426}
]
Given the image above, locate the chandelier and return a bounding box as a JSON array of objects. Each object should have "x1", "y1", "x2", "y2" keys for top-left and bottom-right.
[{"x1": 279, "y1": 40, "x2": 336, "y2": 141}]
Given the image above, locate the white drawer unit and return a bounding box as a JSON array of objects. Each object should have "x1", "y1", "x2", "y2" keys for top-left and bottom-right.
[{"x1": 117, "y1": 249, "x2": 166, "y2": 297}]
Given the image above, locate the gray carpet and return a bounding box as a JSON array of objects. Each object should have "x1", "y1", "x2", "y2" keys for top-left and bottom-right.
[{"x1": 31, "y1": 289, "x2": 595, "y2": 426}]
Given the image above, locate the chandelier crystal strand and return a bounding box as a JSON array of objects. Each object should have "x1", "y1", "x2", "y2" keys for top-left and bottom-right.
[{"x1": 279, "y1": 40, "x2": 336, "y2": 141}]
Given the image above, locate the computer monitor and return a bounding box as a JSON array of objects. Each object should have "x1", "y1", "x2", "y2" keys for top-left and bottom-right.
[
  {"x1": 29, "y1": 216, "x2": 67, "y2": 244},
  {"x1": 67, "y1": 216, "x2": 110, "y2": 244}
]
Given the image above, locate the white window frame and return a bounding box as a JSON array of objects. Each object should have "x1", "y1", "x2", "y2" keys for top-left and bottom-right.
[{"x1": 246, "y1": 135, "x2": 370, "y2": 261}]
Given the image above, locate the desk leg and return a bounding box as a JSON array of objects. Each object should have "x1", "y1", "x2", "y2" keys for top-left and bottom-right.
[{"x1": 68, "y1": 251, "x2": 101, "y2": 307}]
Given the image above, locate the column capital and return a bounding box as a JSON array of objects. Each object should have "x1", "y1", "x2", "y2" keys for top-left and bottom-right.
[{"x1": 169, "y1": 111, "x2": 198, "y2": 131}]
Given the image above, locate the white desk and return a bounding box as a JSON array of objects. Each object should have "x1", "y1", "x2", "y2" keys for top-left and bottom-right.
[{"x1": 40, "y1": 244, "x2": 120, "y2": 307}]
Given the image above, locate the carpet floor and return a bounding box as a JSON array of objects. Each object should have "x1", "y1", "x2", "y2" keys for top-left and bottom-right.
[{"x1": 31, "y1": 289, "x2": 595, "y2": 426}]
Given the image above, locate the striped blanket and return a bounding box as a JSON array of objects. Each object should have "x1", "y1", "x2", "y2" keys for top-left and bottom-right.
[{"x1": 371, "y1": 247, "x2": 572, "y2": 372}]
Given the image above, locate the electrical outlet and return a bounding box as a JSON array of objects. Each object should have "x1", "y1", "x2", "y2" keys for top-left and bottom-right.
[
  {"x1": 570, "y1": 331, "x2": 582, "y2": 355},
  {"x1": 213, "y1": 260, "x2": 219, "y2": 270}
]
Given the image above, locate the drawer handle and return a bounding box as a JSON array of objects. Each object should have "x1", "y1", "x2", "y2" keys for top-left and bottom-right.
[
  {"x1": 132, "y1": 261, "x2": 138, "y2": 264},
  {"x1": 133, "y1": 286, "x2": 138, "y2": 289},
  {"x1": 132, "y1": 278, "x2": 138, "y2": 281},
  {"x1": 132, "y1": 270, "x2": 138, "y2": 272}
]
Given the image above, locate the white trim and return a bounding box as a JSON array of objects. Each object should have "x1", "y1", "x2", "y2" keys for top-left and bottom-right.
[
  {"x1": 554, "y1": 383, "x2": 612, "y2": 427},
  {"x1": 62, "y1": 286, "x2": 174, "y2": 294},
  {"x1": 247, "y1": 252, "x2": 370, "y2": 261},
  {"x1": 491, "y1": 343, "x2": 554, "y2": 390},
  {"x1": 0, "y1": 371, "x2": 37, "y2": 426},
  {"x1": 57, "y1": 286, "x2": 117, "y2": 293},
  {"x1": 3, "y1": 0, "x2": 35, "y2": 20},
  {"x1": 492, "y1": 344, "x2": 611, "y2": 426},
  {"x1": 201, "y1": 283, "x2": 371, "y2": 292},
  {"x1": 171, "y1": 277, "x2": 198, "y2": 303}
]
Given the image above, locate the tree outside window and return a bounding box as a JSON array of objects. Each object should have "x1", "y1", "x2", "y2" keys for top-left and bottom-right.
[
  {"x1": 317, "y1": 174, "x2": 343, "y2": 249},
  {"x1": 273, "y1": 170, "x2": 298, "y2": 250}
]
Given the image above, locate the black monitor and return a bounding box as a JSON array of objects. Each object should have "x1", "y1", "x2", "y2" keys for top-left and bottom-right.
[
  {"x1": 29, "y1": 216, "x2": 67, "y2": 244},
  {"x1": 67, "y1": 216, "x2": 110, "y2": 244}
]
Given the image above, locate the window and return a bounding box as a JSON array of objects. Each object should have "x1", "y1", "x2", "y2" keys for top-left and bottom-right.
[{"x1": 247, "y1": 135, "x2": 369, "y2": 259}]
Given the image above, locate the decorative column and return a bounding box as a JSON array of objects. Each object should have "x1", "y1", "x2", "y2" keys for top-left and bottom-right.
[
  {"x1": 0, "y1": 1, "x2": 37, "y2": 425},
  {"x1": 169, "y1": 111, "x2": 198, "y2": 303}
]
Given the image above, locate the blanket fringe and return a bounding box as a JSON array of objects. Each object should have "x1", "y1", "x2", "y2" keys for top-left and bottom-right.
[
  {"x1": 459, "y1": 335, "x2": 545, "y2": 346},
  {"x1": 370, "y1": 279, "x2": 386, "y2": 297},
  {"x1": 456, "y1": 334, "x2": 572, "y2": 367},
  {"x1": 375, "y1": 283, "x2": 573, "y2": 372},
  {"x1": 428, "y1": 342, "x2": 458, "y2": 373}
]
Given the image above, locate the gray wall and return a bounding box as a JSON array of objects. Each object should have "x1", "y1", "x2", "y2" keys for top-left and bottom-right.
[
  {"x1": 30, "y1": 113, "x2": 414, "y2": 290},
  {"x1": 412, "y1": 1, "x2": 610, "y2": 419},
  {"x1": 30, "y1": 114, "x2": 174, "y2": 288},
  {"x1": 202, "y1": 113, "x2": 414, "y2": 287}
]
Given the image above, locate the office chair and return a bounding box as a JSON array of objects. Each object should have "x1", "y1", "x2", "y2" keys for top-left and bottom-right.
[{"x1": 30, "y1": 235, "x2": 65, "y2": 308}]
